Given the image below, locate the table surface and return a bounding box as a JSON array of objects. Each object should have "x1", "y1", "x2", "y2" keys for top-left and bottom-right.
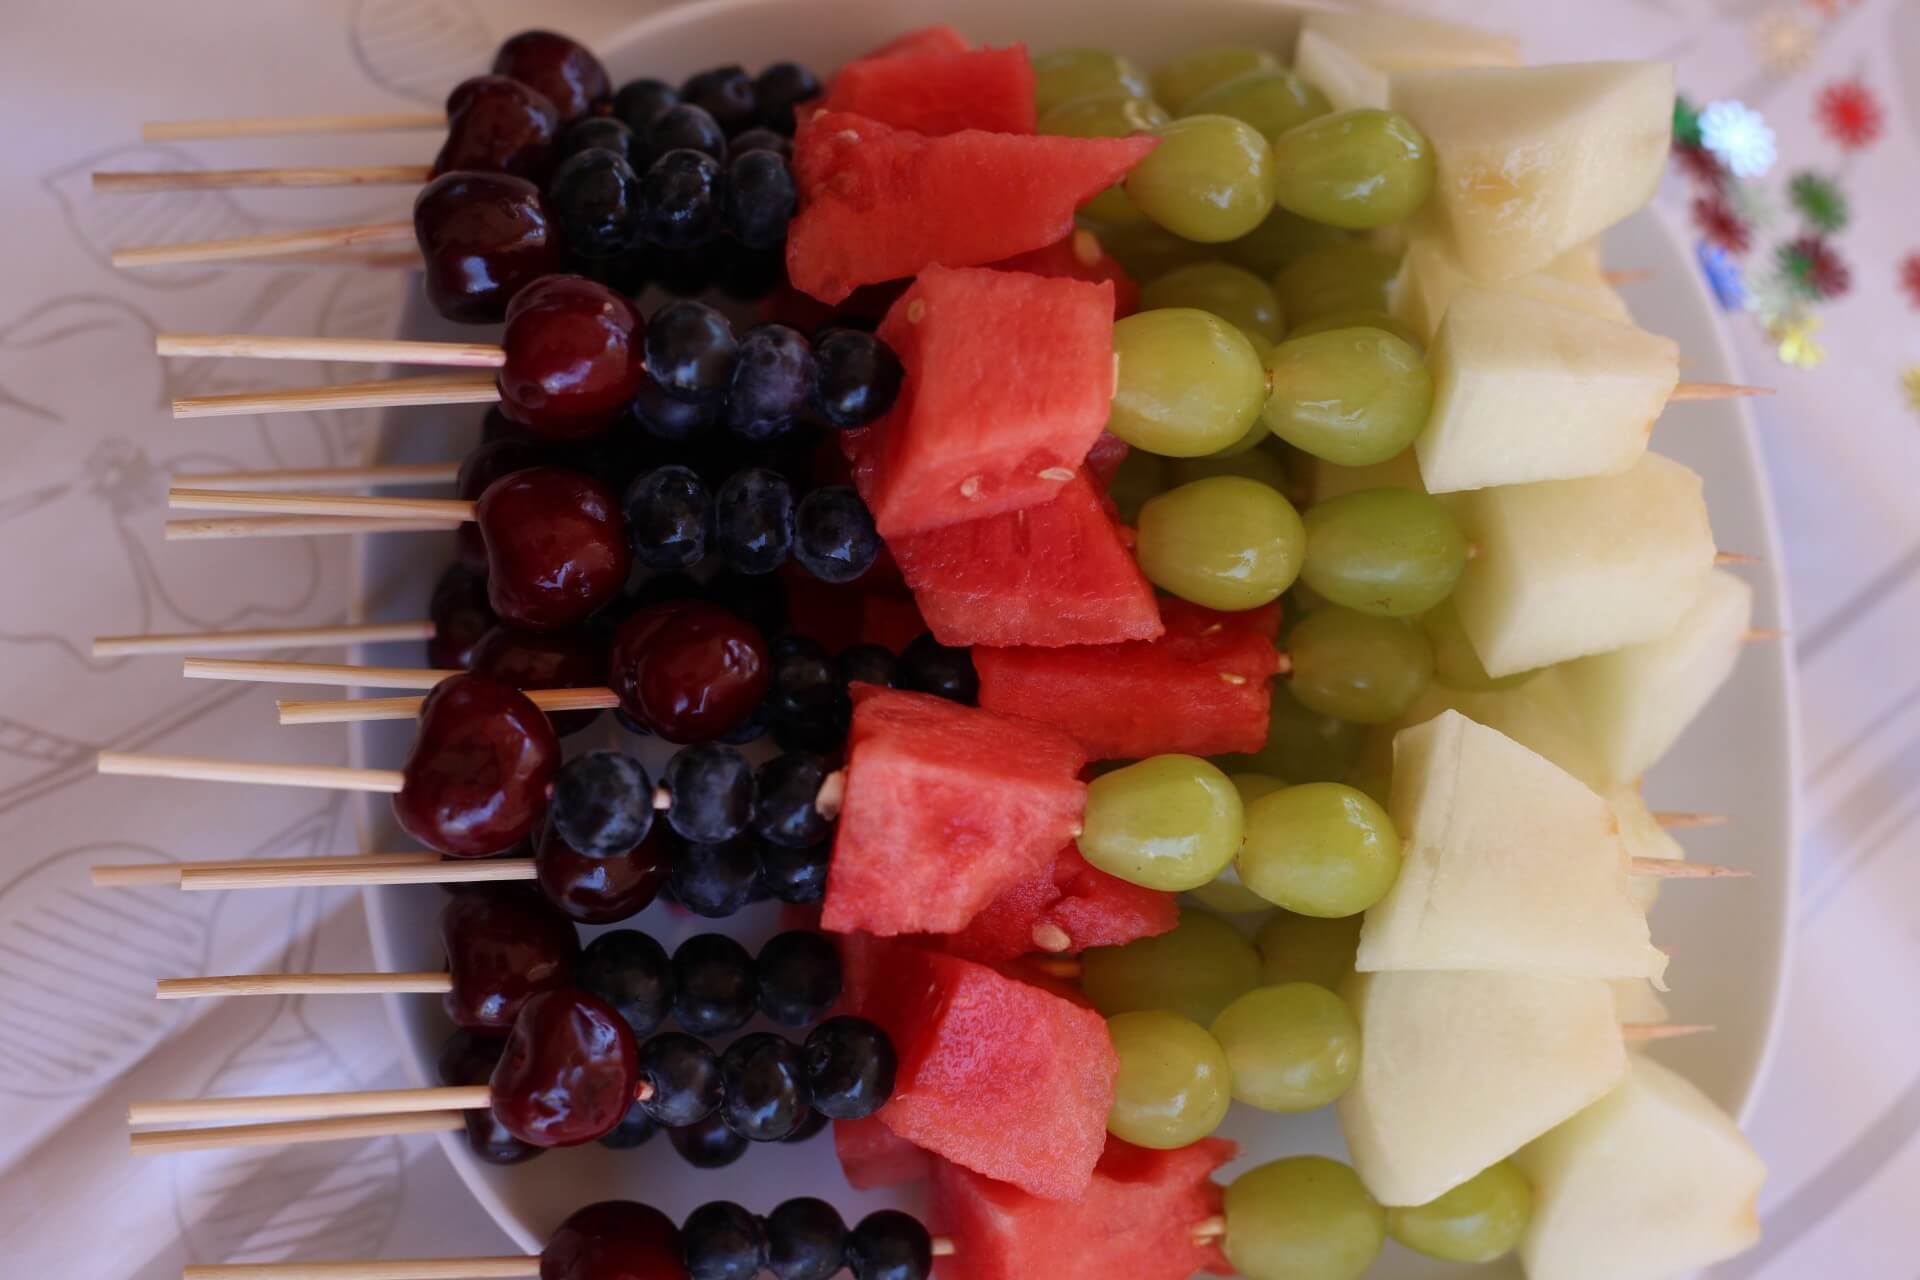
[{"x1": 0, "y1": 1, "x2": 1913, "y2": 1276}]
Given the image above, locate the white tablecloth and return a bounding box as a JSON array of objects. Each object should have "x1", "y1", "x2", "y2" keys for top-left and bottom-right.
[{"x1": 0, "y1": 1, "x2": 1912, "y2": 1275}]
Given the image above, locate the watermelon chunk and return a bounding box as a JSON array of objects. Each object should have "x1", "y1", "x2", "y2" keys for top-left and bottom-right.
[
  {"x1": 823, "y1": 46, "x2": 1037, "y2": 135},
  {"x1": 823, "y1": 685, "x2": 1089, "y2": 936},
  {"x1": 863, "y1": 266, "x2": 1115, "y2": 537},
  {"x1": 942, "y1": 843, "x2": 1178, "y2": 962},
  {"x1": 931, "y1": 1138, "x2": 1237, "y2": 1280},
  {"x1": 788, "y1": 111, "x2": 1158, "y2": 303},
  {"x1": 975, "y1": 598, "x2": 1284, "y2": 758},
  {"x1": 854, "y1": 939, "x2": 1118, "y2": 1200},
  {"x1": 863, "y1": 24, "x2": 971, "y2": 59},
  {"x1": 992, "y1": 229, "x2": 1141, "y2": 317},
  {"x1": 834, "y1": 1115, "x2": 933, "y2": 1190},
  {"x1": 888, "y1": 471, "x2": 1163, "y2": 648}
]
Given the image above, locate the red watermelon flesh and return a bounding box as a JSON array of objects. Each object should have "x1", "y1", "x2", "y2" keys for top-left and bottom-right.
[
  {"x1": 992, "y1": 229, "x2": 1140, "y2": 317},
  {"x1": 864, "y1": 24, "x2": 971, "y2": 58},
  {"x1": 822, "y1": 685, "x2": 1088, "y2": 936},
  {"x1": 931, "y1": 1138, "x2": 1236, "y2": 1280},
  {"x1": 788, "y1": 111, "x2": 1158, "y2": 303},
  {"x1": 823, "y1": 46, "x2": 1037, "y2": 135},
  {"x1": 834, "y1": 1115, "x2": 933, "y2": 1190},
  {"x1": 888, "y1": 471, "x2": 1163, "y2": 648},
  {"x1": 942, "y1": 843, "x2": 1177, "y2": 962},
  {"x1": 854, "y1": 939, "x2": 1117, "y2": 1200},
  {"x1": 974, "y1": 598, "x2": 1284, "y2": 758},
  {"x1": 863, "y1": 266, "x2": 1114, "y2": 537},
  {"x1": 859, "y1": 593, "x2": 928, "y2": 653}
]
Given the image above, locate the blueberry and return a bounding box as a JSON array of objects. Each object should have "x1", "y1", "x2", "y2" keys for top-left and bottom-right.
[
  {"x1": 755, "y1": 838, "x2": 830, "y2": 906},
  {"x1": 614, "y1": 77, "x2": 679, "y2": 132},
  {"x1": 664, "y1": 743, "x2": 755, "y2": 844},
  {"x1": 729, "y1": 127, "x2": 792, "y2": 160},
  {"x1": 726, "y1": 325, "x2": 816, "y2": 440},
  {"x1": 597, "y1": 1097, "x2": 659, "y2": 1149},
  {"x1": 755, "y1": 930, "x2": 842, "y2": 1028},
  {"x1": 669, "y1": 1110, "x2": 749, "y2": 1169},
  {"x1": 714, "y1": 467, "x2": 795, "y2": 574},
  {"x1": 668, "y1": 834, "x2": 763, "y2": 917},
  {"x1": 671, "y1": 932, "x2": 757, "y2": 1036},
  {"x1": 812, "y1": 329, "x2": 905, "y2": 429},
  {"x1": 715, "y1": 697, "x2": 769, "y2": 745},
  {"x1": 625, "y1": 375, "x2": 718, "y2": 442},
  {"x1": 680, "y1": 65, "x2": 757, "y2": 135},
  {"x1": 548, "y1": 750, "x2": 652, "y2": 857},
  {"x1": 765, "y1": 1198, "x2": 847, "y2": 1280},
  {"x1": 558, "y1": 116, "x2": 638, "y2": 165},
  {"x1": 780, "y1": 1107, "x2": 828, "y2": 1143},
  {"x1": 575, "y1": 928, "x2": 673, "y2": 1039},
  {"x1": 682, "y1": 1200, "x2": 766, "y2": 1280},
  {"x1": 898, "y1": 633, "x2": 978, "y2": 704},
  {"x1": 753, "y1": 754, "x2": 833, "y2": 850},
  {"x1": 767, "y1": 639, "x2": 840, "y2": 724},
  {"x1": 645, "y1": 103, "x2": 729, "y2": 164},
  {"x1": 803, "y1": 1016, "x2": 897, "y2": 1120},
  {"x1": 724, "y1": 150, "x2": 795, "y2": 251},
  {"x1": 753, "y1": 62, "x2": 822, "y2": 134},
  {"x1": 793, "y1": 485, "x2": 879, "y2": 584},
  {"x1": 548, "y1": 148, "x2": 644, "y2": 259},
  {"x1": 644, "y1": 299, "x2": 738, "y2": 403},
  {"x1": 623, "y1": 465, "x2": 712, "y2": 570},
  {"x1": 845, "y1": 1211, "x2": 934, "y2": 1280},
  {"x1": 637, "y1": 1031, "x2": 723, "y2": 1126},
  {"x1": 835, "y1": 643, "x2": 897, "y2": 689},
  {"x1": 641, "y1": 149, "x2": 723, "y2": 249},
  {"x1": 719, "y1": 1032, "x2": 810, "y2": 1141}
]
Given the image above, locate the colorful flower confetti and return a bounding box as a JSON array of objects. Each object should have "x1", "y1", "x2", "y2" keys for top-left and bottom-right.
[
  {"x1": 1752, "y1": 7, "x2": 1818, "y2": 74},
  {"x1": 1771, "y1": 313, "x2": 1827, "y2": 369},
  {"x1": 1673, "y1": 141, "x2": 1728, "y2": 190},
  {"x1": 1777, "y1": 235, "x2": 1851, "y2": 300},
  {"x1": 1815, "y1": 79, "x2": 1883, "y2": 149},
  {"x1": 1700, "y1": 100, "x2": 1777, "y2": 177},
  {"x1": 1787, "y1": 172, "x2": 1849, "y2": 234},
  {"x1": 1693, "y1": 195, "x2": 1753, "y2": 254},
  {"x1": 1803, "y1": 0, "x2": 1859, "y2": 16},
  {"x1": 1673, "y1": 97, "x2": 1703, "y2": 148},
  {"x1": 1901, "y1": 255, "x2": 1920, "y2": 310},
  {"x1": 1745, "y1": 269, "x2": 1806, "y2": 331},
  {"x1": 1728, "y1": 178, "x2": 1780, "y2": 236},
  {"x1": 1696, "y1": 243, "x2": 1748, "y2": 310}
]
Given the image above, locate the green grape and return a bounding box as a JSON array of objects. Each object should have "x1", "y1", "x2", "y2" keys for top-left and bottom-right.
[
  {"x1": 1285, "y1": 308, "x2": 1426, "y2": 351},
  {"x1": 1227, "y1": 206, "x2": 1350, "y2": 277},
  {"x1": 1170, "y1": 444, "x2": 1291, "y2": 493},
  {"x1": 1082, "y1": 755, "x2": 1243, "y2": 891},
  {"x1": 1090, "y1": 217, "x2": 1217, "y2": 274},
  {"x1": 1217, "y1": 679, "x2": 1365, "y2": 783},
  {"x1": 1288, "y1": 605, "x2": 1434, "y2": 723},
  {"x1": 1273, "y1": 241, "x2": 1398, "y2": 326},
  {"x1": 1031, "y1": 48, "x2": 1153, "y2": 118},
  {"x1": 1207, "y1": 407, "x2": 1273, "y2": 458},
  {"x1": 1110, "y1": 309, "x2": 1268, "y2": 456},
  {"x1": 1301, "y1": 488, "x2": 1467, "y2": 617},
  {"x1": 1182, "y1": 69, "x2": 1332, "y2": 142},
  {"x1": 1262, "y1": 328, "x2": 1433, "y2": 468},
  {"x1": 1104, "y1": 447, "x2": 1170, "y2": 524},
  {"x1": 1081, "y1": 909, "x2": 1261, "y2": 1025},
  {"x1": 1041, "y1": 93, "x2": 1172, "y2": 229},
  {"x1": 1189, "y1": 772, "x2": 1288, "y2": 912},
  {"x1": 1270, "y1": 109, "x2": 1435, "y2": 230},
  {"x1": 1239, "y1": 782, "x2": 1402, "y2": 916},
  {"x1": 1387, "y1": 1160, "x2": 1534, "y2": 1264},
  {"x1": 1209, "y1": 982, "x2": 1361, "y2": 1111},
  {"x1": 1105, "y1": 1010, "x2": 1234, "y2": 1148},
  {"x1": 1224, "y1": 1157, "x2": 1386, "y2": 1280},
  {"x1": 1124, "y1": 115, "x2": 1277, "y2": 243},
  {"x1": 1139, "y1": 261, "x2": 1285, "y2": 340},
  {"x1": 1256, "y1": 910, "x2": 1363, "y2": 989},
  {"x1": 1152, "y1": 45, "x2": 1283, "y2": 113},
  {"x1": 1137, "y1": 477, "x2": 1305, "y2": 611},
  {"x1": 1344, "y1": 767, "x2": 1393, "y2": 811},
  {"x1": 1422, "y1": 597, "x2": 1539, "y2": 691}
]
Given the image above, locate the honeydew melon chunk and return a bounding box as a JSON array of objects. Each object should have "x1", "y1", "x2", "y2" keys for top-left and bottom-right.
[
  {"x1": 1416, "y1": 288, "x2": 1679, "y2": 493},
  {"x1": 1388, "y1": 62, "x2": 1674, "y2": 282},
  {"x1": 1608, "y1": 781, "x2": 1685, "y2": 912},
  {"x1": 1560, "y1": 569, "x2": 1754, "y2": 783},
  {"x1": 1358, "y1": 710, "x2": 1665, "y2": 981},
  {"x1": 1301, "y1": 9, "x2": 1522, "y2": 72},
  {"x1": 1608, "y1": 978, "x2": 1668, "y2": 1026},
  {"x1": 1514, "y1": 1054, "x2": 1765, "y2": 1280},
  {"x1": 1544, "y1": 239, "x2": 1608, "y2": 288},
  {"x1": 1293, "y1": 29, "x2": 1389, "y2": 112},
  {"x1": 1451, "y1": 453, "x2": 1715, "y2": 677},
  {"x1": 1391, "y1": 235, "x2": 1631, "y2": 340},
  {"x1": 1337, "y1": 969, "x2": 1626, "y2": 1206}
]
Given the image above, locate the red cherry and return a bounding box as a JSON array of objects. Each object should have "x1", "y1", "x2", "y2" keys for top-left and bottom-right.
[
  {"x1": 413, "y1": 172, "x2": 562, "y2": 325},
  {"x1": 469, "y1": 623, "x2": 609, "y2": 735},
  {"x1": 439, "y1": 888, "x2": 579, "y2": 1032},
  {"x1": 427, "y1": 562, "x2": 496, "y2": 669},
  {"x1": 492, "y1": 30, "x2": 612, "y2": 126},
  {"x1": 609, "y1": 601, "x2": 770, "y2": 743},
  {"x1": 434, "y1": 75, "x2": 560, "y2": 183},
  {"x1": 536, "y1": 821, "x2": 671, "y2": 924},
  {"x1": 395, "y1": 673, "x2": 559, "y2": 857},
  {"x1": 477, "y1": 467, "x2": 632, "y2": 631},
  {"x1": 456, "y1": 439, "x2": 554, "y2": 570},
  {"x1": 436, "y1": 1030, "x2": 545, "y2": 1165},
  {"x1": 497, "y1": 276, "x2": 648, "y2": 440},
  {"x1": 490, "y1": 988, "x2": 638, "y2": 1148},
  {"x1": 539, "y1": 1201, "x2": 688, "y2": 1280}
]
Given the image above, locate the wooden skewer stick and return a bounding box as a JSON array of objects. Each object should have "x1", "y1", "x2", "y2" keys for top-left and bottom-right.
[
  {"x1": 131, "y1": 1084, "x2": 488, "y2": 1127},
  {"x1": 158, "y1": 333, "x2": 506, "y2": 368},
  {"x1": 166, "y1": 516, "x2": 467, "y2": 541},
  {"x1": 96, "y1": 164, "x2": 434, "y2": 193},
  {"x1": 1630, "y1": 859, "x2": 1749, "y2": 879},
  {"x1": 158, "y1": 972, "x2": 453, "y2": 1000},
  {"x1": 1714, "y1": 552, "x2": 1761, "y2": 566},
  {"x1": 92, "y1": 851, "x2": 437, "y2": 888},
  {"x1": 131, "y1": 1110, "x2": 463, "y2": 1155},
  {"x1": 1655, "y1": 811, "x2": 1729, "y2": 829},
  {"x1": 1601, "y1": 268, "x2": 1653, "y2": 285},
  {"x1": 1743, "y1": 627, "x2": 1786, "y2": 642},
  {"x1": 172, "y1": 373, "x2": 500, "y2": 419},
  {"x1": 114, "y1": 221, "x2": 415, "y2": 269},
  {"x1": 142, "y1": 110, "x2": 446, "y2": 142},
  {"x1": 178, "y1": 859, "x2": 536, "y2": 891},
  {"x1": 1620, "y1": 1022, "x2": 1715, "y2": 1043},
  {"x1": 182, "y1": 657, "x2": 464, "y2": 689},
  {"x1": 98, "y1": 751, "x2": 405, "y2": 794},
  {"x1": 172, "y1": 462, "x2": 462, "y2": 492},
  {"x1": 279, "y1": 688, "x2": 619, "y2": 725},
  {"x1": 187, "y1": 1261, "x2": 542, "y2": 1280},
  {"x1": 94, "y1": 619, "x2": 434, "y2": 658},
  {"x1": 170, "y1": 488, "x2": 477, "y2": 521},
  {"x1": 1669, "y1": 382, "x2": 1774, "y2": 402}
]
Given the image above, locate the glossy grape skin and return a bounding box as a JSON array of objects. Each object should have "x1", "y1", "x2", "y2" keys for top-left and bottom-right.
[
  {"x1": 1272, "y1": 242, "x2": 1399, "y2": 327},
  {"x1": 1151, "y1": 45, "x2": 1282, "y2": 113},
  {"x1": 1288, "y1": 606, "x2": 1434, "y2": 723},
  {"x1": 755, "y1": 62, "x2": 822, "y2": 134},
  {"x1": 1138, "y1": 262, "x2": 1284, "y2": 341},
  {"x1": 1262, "y1": 328, "x2": 1433, "y2": 468},
  {"x1": 1124, "y1": 114, "x2": 1277, "y2": 242},
  {"x1": 1037, "y1": 92, "x2": 1168, "y2": 227},
  {"x1": 1255, "y1": 910, "x2": 1363, "y2": 991},
  {"x1": 1422, "y1": 598, "x2": 1538, "y2": 691},
  {"x1": 1210, "y1": 982, "x2": 1361, "y2": 1112},
  {"x1": 1188, "y1": 773, "x2": 1285, "y2": 914},
  {"x1": 1218, "y1": 681, "x2": 1366, "y2": 784},
  {"x1": 1239, "y1": 782, "x2": 1401, "y2": 917},
  {"x1": 1032, "y1": 48, "x2": 1152, "y2": 117},
  {"x1": 1106, "y1": 1010, "x2": 1233, "y2": 1148},
  {"x1": 1110, "y1": 309, "x2": 1267, "y2": 456},
  {"x1": 641, "y1": 149, "x2": 723, "y2": 249},
  {"x1": 1136, "y1": 476, "x2": 1305, "y2": 611},
  {"x1": 1386, "y1": 1160, "x2": 1534, "y2": 1264},
  {"x1": 1302, "y1": 488, "x2": 1467, "y2": 617},
  {"x1": 1224, "y1": 1156, "x2": 1386, "y2": 1280},
  {"x1": 1181, "y1": 69, "x2": 1330, "y2": 142},
  {"x1": 1081, "y1": 910, "x2": 1261, "y2": 1025},
  {"x1": 1103, "y1": 448, "x2": 1168, "y2": 524},
  {"x1": 1082, "y1": 755, "x2": 1244, "y2": 891},
  {"x1": 1168, "y1": 442, "x2": 1291, "y2": 492},
  {"x1": 1226, "y1": 206, "x2": 1350, "y2": 277},
  {"x1": 1286, "y1": 308, "x2": 1426, "y2": 350},
  {"x1": 1270, "y1": 109, "x2": 1435, "y2": 229}
]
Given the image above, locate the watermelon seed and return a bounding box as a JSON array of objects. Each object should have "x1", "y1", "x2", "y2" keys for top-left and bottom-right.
[
  {"x1": 1217, "y1": 672, "x2": 1249, "y2": 685},
  {"x1": 834, "y1": 128, "x2": 862, "y2": 142},
  {"x1": 1031, "y1": 921, "x2": 1073, "y2": 953},
  {"x1": 959, "y1": 476, "x2": 982, "y2": 499},
  {"x1": 1036, "y1": 467, "x2": 1074, "y2": 482},
  {"x1": 1200, "y1": 623, "x2": 1225, "y2": 636},
  {"x1": 1070, "y1": 228, "x2": 1103, "y2": 267},
  {"x1": 906, "y1": 299, "x2": 927, "y2": 324},
  {"x1": 813, "y1": 768, "x2": 848, "y2": 820}
]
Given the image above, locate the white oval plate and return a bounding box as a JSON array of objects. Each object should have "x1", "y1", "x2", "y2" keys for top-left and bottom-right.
[{"x1": 357, "y1": 2, "x2": 1797, "y2": 1271}]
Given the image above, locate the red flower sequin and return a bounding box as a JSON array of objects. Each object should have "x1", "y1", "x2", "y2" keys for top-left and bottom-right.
[
  {"x1": 1780, "y1": 236, "x2": 1851, "y2": 300},
  {"x1": 1901, "y1": 254, "x2": 1920, "y2": 310},
  {"x1": 1673, "y1": 142, "x2": 1728, "y2": 190},
  {"x1": 1692, "y1": 195, "x2": 1752, "y2": 255},
  {"x1": 1816, "y1": 80, "x2": 1883, "y2": 150}
]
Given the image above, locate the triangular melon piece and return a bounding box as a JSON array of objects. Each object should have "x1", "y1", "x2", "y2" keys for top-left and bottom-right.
[
  {"x1": 1358, "y1": 710, "x2": 1666, "y2": 981},
  {"x1": 1416, "y1": 287, "x2": 1679, "y2": 493},
  {"x1": 1515, "y1": 1054, "x2": 1765, "y2": 1280},
  {"x1": 1606, "y1": 781, "x2": 1685, "y2": 912},
  {"x1": 1544, "y1": 238, "x2": 1608, "y2": 287},
  {"x1": 1294, "y1": 29, "x2": 1389, "y2": 111},
  {"x1": 1389, "y1": 62, "x2": 1674, "y2": 281},
  {"x1": 1561, "y1": 569, "x2": 1753, "y2": 782},
  {"x1": 1451, "y1": 453, "x2": 1715, "y2": 676},
  {"x1": 1337, "y1": 969, "x2": 1626, "y2": 1205},
  {"x1": 1391, "y1": 233, "x2": 1631, "y2": 340},
  {"x1": 1608, "y1": 978, "x2": 1668, "y2": 1025},
  {"x1": 1303, "y1": 8, "x2": 1521, "y2": 71}
]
